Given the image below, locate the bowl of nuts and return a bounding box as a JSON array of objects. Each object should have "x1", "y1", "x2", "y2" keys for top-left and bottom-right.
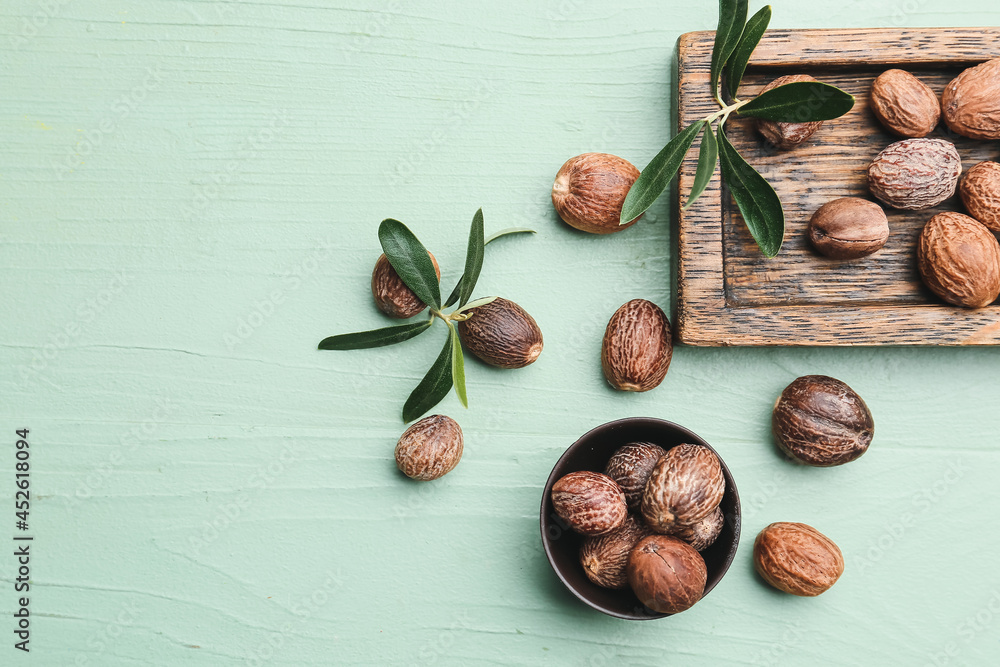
[{"x1": 540, "y1": 418, "x2": 740, "y2": 619}]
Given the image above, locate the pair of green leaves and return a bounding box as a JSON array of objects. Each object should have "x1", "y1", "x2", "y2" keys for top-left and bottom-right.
[
  {"x1": 620, "y1": 0, "x2": 856, "y2": 257},
  {"x1": 318, "y1": 211, "x2": 534, "y2": 422}
]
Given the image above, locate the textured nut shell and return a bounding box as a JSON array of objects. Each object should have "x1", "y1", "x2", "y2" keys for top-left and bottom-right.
[
  {"x1": 772, "y1": 375, "x2": 874, "y2": 467},
  {"x1": 753, "y1": 522, "x2": 844, "y2": 596},
  {"x1": 960, "y1": 161, "x2": 1000, "y2": 232},
  {"x1": 917, "y1": 212, "x2": 1000, "y2": 309},
  {"x1": 579, "y1": 515, "x2": 651, "y2": 589},
  {"x1": 551, "y1": 153, "x2": 641, "y2": 234},
  {"x1": 601, "y1": 299, "x2": 673, "y2": 392},
  {"x1": 627, "y1": 535, "x2": 707, "y2": 614},
  {"x1": 755, "y1": 75, "x2": 824, "y2": 149},
  {"x1": 551, "y1": 471, "x2": 628, "y2": 537},
  {"x1": 371, "y1": 252, "x2": 441, "y2": 319},
  {"x1": 640, "y1": 444, "x2": 725, "y2": 533},
  {"x1": 458, "y1": 298, "x2": 543, "y2": 369},
  {"x1": 672, "y1": 506, "x2": 725, "y2": 552},
  {"x1": 394, "y1": 415, "x2": 463, "y2": 481},
  {"x1": 808, "y1": 197, "x2": 889, "y2": 259},
  {"x1": 869, "y1": 69, "x2": 940, "y2": 137},
  {"x1": 603, "y1": 442, "x2": 668, "y2": 511},
  {"x1": 941, "y1": 58, "x2": 1000, "y2": 140},
  {"x1": 867, "y1": 138, "x2": 962, "y2": 210}
]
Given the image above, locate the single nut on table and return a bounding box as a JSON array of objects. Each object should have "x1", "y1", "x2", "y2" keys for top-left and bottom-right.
[
  {"x1": 641, "y1": 444, "x2": 724, "y2": 534},
  {"x1": 395, "y1": 415, "x2": 463, "y2": 481},
  {"x1": 867, "y1": 138, "x2": 962, "y2": 210},
  {"x1": 551, "y1": 471, "x2": 627, "y2": 537},
  {"x1": 941, "y1": 57, "x2": 1000, "y2": 140},
  {"x1": 672, "y1": 506, "x2": 724, "y2": 552},
  {"x1": 960, "y1": 161, "x2": 1000, "y2": 232},
  {"x1": 869, "y1": 69, "x2": 940, "y2": 138},
  {"x1": 601, "y1": 299, "x2": 673, "y2": 392},
  {"x1": 753, "y1": 522, "x2": 844, "y2": 597},
  {"x1": 579, "y1": 515, "x2": 651, "y2": 590},
  {"x1": 808, "y1": 197, "x2": 889, "y2": 259},
  {"x1": 917, "y1": 212, "x2": 1000, "y2": 309},
  {"x1": 457, "y1": 297, "x2": 542, "y2": 369},
  {"x1": 371, "y1": 252, "x2": 441, "y2": 318},
  {"x1": 772, "y1": 375, "x2": 874, "y2": 467},
  {"x1": 551, "y1": 153, "x2": 641, "y2": 234},
  {"x1": 627, "y1": 535, "x2": 707, "y2": 614},
  {"x1": 603, "y1": 442, "x2": 668, "y2": 511},
  {"x1": 755, "y1": 74, "x2": 825, "y2": 149}
]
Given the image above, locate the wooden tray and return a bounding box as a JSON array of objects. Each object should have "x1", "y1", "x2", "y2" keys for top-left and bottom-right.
[{"x1": 676, "y1": 28, "x2": 1000, "y2": 346}]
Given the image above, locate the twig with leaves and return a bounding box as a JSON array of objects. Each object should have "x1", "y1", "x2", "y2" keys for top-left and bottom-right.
[
  {"x1": 620, "y1": 0, "x2": 856, "y2": 257},
  {"x1": 318, "y1": 211, "x2": 534, "y2": 422}
]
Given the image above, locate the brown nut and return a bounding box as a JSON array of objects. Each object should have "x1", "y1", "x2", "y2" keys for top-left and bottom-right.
[
  {"x1": 917, "y1": 211, "x2": 1000, "y2": 309},
  {"x1": 579, "y1": 515, "x2": 651, "y2": 589},
  {"x1": 394, "y1": 415, "x2": 463, "y2": 481},
  {"x1": 755, "y1": 74, "x2": 824, "y2": 149},
  {"x1": 941, "y1": 57, "x2": 1000, "y2": 140},
  {"x1": 808, "y1": 197, "x2": 889, "y2": 259},
  {"x1": 627, "y1": 535, "x2": 707, "y2": 614},
  {"x1": 867, "y1": 138, "x2": 962, "y2": 210},
  {"x1": 753, "y1": 522, "x2": 844, "y2": 596},
  {"x1": 551, "y1": 153, "x2": 641, "y2": 234},
  {"x1": 457, "y1": 297, "x2": 542, "y2": 369},
  {"x1": 869, "y1": 69, "x2": 940, "y2": 138},
  {"x1": 640, "y1": 444, "x2": 725, "y2": 533},
  {"x1": 772, "y1": 375, "x2": 874, "y2": 467},
  {"x1": 960, "y1": 161, "x2": 1000, "y2": 232},
  {"x1": 672, "y1": 506, "x2": 724, "y2": 552},
  {"x1": 371, "y1": 252, "x2": 441, "y2": 318},
  {"x1": 603, "y1": 442, "x2": 668, "y2": 511},
  {"x1": 601, "y1": 299, "x2": 673, "y2": 392},
  {"x1": 551, "y1": 471, "x2": 627, "y2": 537}
]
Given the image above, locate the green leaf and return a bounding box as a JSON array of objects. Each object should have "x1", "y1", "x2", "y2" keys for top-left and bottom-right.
[
  {"x1": 444, "y1": 227, "x2": 536, "y2": 308},
  {"x1": 318, "y1": 319, "x2": 433, "y2": 350},
  {"x1": 710, "y1": 0, "x2": 749, "y2": 100},
  {"x1": 455, "y1": 295, "x2": 497, "y2": 314},
  {"x1": 737, "y1": 81, "x2": 856, "y2": 122},
  {"x1": 378, "y1": 218, "x2": 441, "y2": 311},
  {"x1": 449, "y1": 324, "x2": 467, "y2": 408},
  {"x1": 620, "y1": 121, "x2": 705, "y2": 224},
  {"x1": 725, "y1": 5, "x2": 771, "y2": 99},
  {"x1": 717, "y1": 124, "x2": 783, "y2": 257},
  {"x1": 683, "y1": 123, "x2": 719, "y2": 211},
  {"x1": 402, "y1": 333, "x2": 454, "y2": 422},
  {"x1": 457, "y1": 208, "x2": 485, "y2": 308}
]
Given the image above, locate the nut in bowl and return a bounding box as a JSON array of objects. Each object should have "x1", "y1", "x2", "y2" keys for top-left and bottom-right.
[{"x1": 540, "y1": 418, "x2": 740, "y2": 620}]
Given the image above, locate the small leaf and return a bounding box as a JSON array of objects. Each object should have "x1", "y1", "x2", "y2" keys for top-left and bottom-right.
[
  {"x1": 318, "y1": 319, "x2": 433, "y2": 350},
  {"x1": 620, "y1": 121, "x2": 705, "y2": 224},
  {"x1": 457, "y1": 208, "x2": 485, "y2": 308},
  {"x1": 455, "y1": 295, "x2": 497, "y2": 314},
  {"x1": 445, "y1": 227, "x2": 536, "y2": 307},
  {"x1": 378, "y1": 218, "x2": 441, "y2": 311},
  {"x1": 683, "y1": 123, "x2": 719, "y2": 210},
  {"x1": 725, "y1": 5, "x2": 771, "y2": 99},
  {"x1": 737, "y1": 81, "x2": 856, "y2": 122},
  {"x1": 449, "y1": 324, "x2": 467, "y2": 408},
  {"x1": 717, "y1": 125, "x2": 783, "y2": 257},
  {"x1": 710, "y1": 0, "x2": 749, "y2": 100},
  {"x1": 402, "y1": 333, "x2": 454, "y2": 422}
]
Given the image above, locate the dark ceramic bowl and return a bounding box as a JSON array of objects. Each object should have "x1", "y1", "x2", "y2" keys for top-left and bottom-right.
[{"x1": 540, "y1": 417, "x2": 741, "y2": 620}]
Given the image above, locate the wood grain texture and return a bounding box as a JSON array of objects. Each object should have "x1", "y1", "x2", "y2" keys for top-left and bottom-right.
[{"x1": 677, "y1": 28, "x2": 1000, "y2": 346}]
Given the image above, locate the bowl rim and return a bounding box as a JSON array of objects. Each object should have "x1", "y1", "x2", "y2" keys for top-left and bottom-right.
[{"x1": 539, "y1": 416, "x2": 742, "y2": 620}]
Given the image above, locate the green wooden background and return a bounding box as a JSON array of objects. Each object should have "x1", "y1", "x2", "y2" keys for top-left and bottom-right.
[{"x1": 3, "y1": 0, "x2": 1000, "y2": 664}]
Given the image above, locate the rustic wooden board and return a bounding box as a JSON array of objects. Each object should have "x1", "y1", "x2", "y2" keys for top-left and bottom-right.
[{"x1": 676, "y1": 28, "x2": 1000, "y2": 346}]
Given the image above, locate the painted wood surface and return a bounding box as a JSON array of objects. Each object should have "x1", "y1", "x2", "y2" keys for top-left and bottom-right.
[
  {"x1": 2, "y1": 1, "x2": 1000, "y2": 665},
  {"x1": 677, "y1": 28, "x2": 1000, "y2": 346}
]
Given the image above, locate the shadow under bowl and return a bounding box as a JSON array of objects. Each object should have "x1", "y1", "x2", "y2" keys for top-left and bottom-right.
[{"x1": 539, "y1": 417, "x2": 741, "y2": 620}]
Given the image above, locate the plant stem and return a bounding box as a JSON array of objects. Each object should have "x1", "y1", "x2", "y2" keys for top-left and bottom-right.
[{"x1": 702, "y1": 98, "x2": 749, "y2": 125}]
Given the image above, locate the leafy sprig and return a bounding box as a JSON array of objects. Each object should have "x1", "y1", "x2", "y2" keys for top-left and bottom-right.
[
  {"x1": 621, "y1": 0, "x2": 856, "y2": 257},
  {"x1": 318, "y1": 212, "x2": 535, "y2": 422}
]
